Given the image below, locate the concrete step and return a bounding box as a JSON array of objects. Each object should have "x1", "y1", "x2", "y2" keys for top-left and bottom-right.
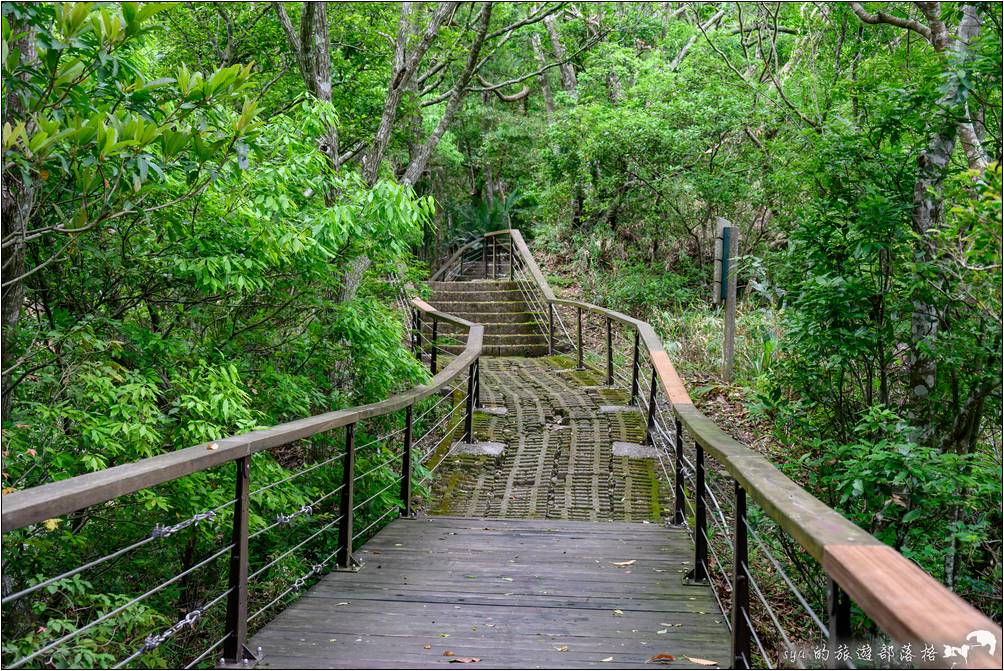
[
  {"x1": 428, "y1": 280, "x2": 520, "y2": 292},
  {"x1": 441, "y1": 343, "x2": 550, "y2": 357},
  {"x1": 430, "y1": 300, "x2": 532, "y2": 315},
  {"x1": 437, "y1": 321, "x2": 544, "y2": 336},
  {"x1": 430, "y1": 289, "x2": 526, "y2": 302},
  {"x1": 420, "y1": 333, "x2": 546, "y2": 348},
  {"x1": 439, "y1": 311, "x2": 543, "y2": 325}
]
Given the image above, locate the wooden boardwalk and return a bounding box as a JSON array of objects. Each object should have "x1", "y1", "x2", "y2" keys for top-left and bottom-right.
[{"x1": 250, "y1": 517, "x2": 730, "y2": 669}]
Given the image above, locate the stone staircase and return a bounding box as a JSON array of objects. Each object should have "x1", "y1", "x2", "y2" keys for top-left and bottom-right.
[{"x1": 428, "y1": 280, "x2": 548, "y2": 357}]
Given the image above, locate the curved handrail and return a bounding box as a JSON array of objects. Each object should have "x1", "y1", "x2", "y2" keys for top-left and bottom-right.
[
  {"x1": 1, "y1": 301, "x2": 483, "y2": 532},
  {"x1": 454, "y1": 228, "x2": 1001, "y2": 667}
]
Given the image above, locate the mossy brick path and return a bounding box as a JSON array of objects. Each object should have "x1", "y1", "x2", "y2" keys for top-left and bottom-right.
[{"x1": 427, "y1": 355, "x2": 672, "y2": 523}]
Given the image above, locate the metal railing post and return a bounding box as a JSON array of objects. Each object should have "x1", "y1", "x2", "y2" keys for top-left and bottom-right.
[
  {"x1": 606, "y1": 317, "x2": 613, "y2": 386},
  {"x1": 828, "y1": 578, "x2": 852, "y2": 669},
  {"x1": 400, "y1": 406, "x2": 413, "y2": 517},
  {"x1": 222, "y1": 456, "x2": 251, "y2": 663},
  {"x1": 509, "y1": 236, "x2": 514, "y2": 280},
  {"x1": 337, "y1": 423, "x2": 356, "y2": 569},
  {"x1": 430, "y1": 316, "x2": 438, "y2": 375},
  {"x1": 645, "y1": 367, "x2": 657, "y2": 445},
  {"x1": 731, "y1": 481, "x2": 750, "y2": 669},
  {"x1": 492, "y1": 236, "x2": 499, "y2": 279},
  {"x1": 474, "y1": 358, "x2": 481, "y2": 408},
  {"x1": 548, "y1": 303, "x2": 554, "y2": 355},
  {"x1": 464, "y1": 360, "x2": 476, "y2": 442},
  {"x1": 482, "y1": 240, "x2": 488, "y2": 278},
  {"x1": 414, "y1": 311, "x2": 422, "y2": 359},
  {"x1": 674, "y1": 417, "x2": 685, "y2": 524},
  {"x1": 687, "y1": 444, "x2": 709, "y2": 583},
  {"x1": 576, "y1": 307, "x2": 584, "y2": 369},
  {"x1": 629, "y1": 331, "x2": 640, "y2": 404}
]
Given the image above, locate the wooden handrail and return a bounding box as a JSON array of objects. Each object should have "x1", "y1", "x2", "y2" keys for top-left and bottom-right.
[
  {"x1": 470, "y1": 228, "x2": 1002, "y2": 668},
  {"x1": 1, "y1": 300, "x2": 483, "y2": 532}
]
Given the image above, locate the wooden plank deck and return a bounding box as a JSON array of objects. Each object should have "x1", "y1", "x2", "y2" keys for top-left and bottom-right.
[{"x1": 250, "y1": 516, "x2": 730, "y2": 669}]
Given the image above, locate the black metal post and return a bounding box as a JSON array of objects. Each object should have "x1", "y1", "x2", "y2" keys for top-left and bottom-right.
[
  {"x1": 548, "y1": 303, "x2": 554, "y2": 355},
  {"x1": 629, "y1": 331, "x2": 640, "y2": 404},
  {"x1": 828, "y1": 578, "x2": 852, "y2": 669},
  {"x1": 688, "y1": 444, "x2": 709, "y2": 583},
  {"x1": 337, "y1": 423, "x2": 356, "y2": 568},
  {"x1": 644, "y1": 367, "x2": 657, "y2": 445},
  {"x1": 576, "y1": 307, "x2": 584, "y2": 370},
  {"x1": 464, "y1": 360, "x2": 476, "y2": 442},
  {"x1": 482, "y1": 240, "x2": 488, "y2": 278},
  {"x1": 606, "y1": 317, "x2": 613, "y2": 386},
  {"x1": 222, "y1": 457, "x2": 251, "y2": 663},
  {"x1": 414, "y1": 311, "x2": 422, "y2": 359},
  {"x1": 474, "y1": 358, "x2": 481, "y2": 408},
  {"x1": 431, "y1": 316, "x2": 438, "y2": 375},
  {"x1": 509, "y1": 236, "x2": 514, "y2": 280},
  {"x1": 400, "y1": 406, "x2": 413, "y2": 517},
  {"x1": 493, "y1": 237, "x2": 499, "y2": 279},
  {"x1": 674, "y1": 417, "x2": 685, "y2": 525},
  {"x1": 731, "y1": 481, "x2": 750, "y2": 669}
]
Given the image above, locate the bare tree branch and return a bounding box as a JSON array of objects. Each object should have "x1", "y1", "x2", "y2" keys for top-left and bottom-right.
[{"x1": 848, "y1": 2, "x2": 933, "y2": 42}]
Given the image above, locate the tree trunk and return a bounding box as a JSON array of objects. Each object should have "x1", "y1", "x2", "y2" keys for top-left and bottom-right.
[
  {"x1": 531, "y1": 34, "x2": 555, "y2": 119},
  {"x1": 908, "y1": 4, "x2": 982, "y2": 437},
  {"x1": 401, "y1": 4, "x2": 493, "y2": 187},
  {"x1": 1, "y1": 22, "x2": 37, "y2": 423},
  {"x1": 544, "y1": 14, "x2": 577, "y2": 98}
]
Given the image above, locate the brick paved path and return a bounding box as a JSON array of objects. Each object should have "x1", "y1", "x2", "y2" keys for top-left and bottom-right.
[{"x1": 428, "y1": 355, "x2": 673, "y2": 522}]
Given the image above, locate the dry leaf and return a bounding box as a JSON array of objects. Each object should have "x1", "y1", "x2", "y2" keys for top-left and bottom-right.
[
  {"x1": 601, "y1": 657, "x2": 614, "y2": 662},
  {"x1": 685, "y1": 657, "x2": 718, "y2": 666},
  {"x1": 555, "y1": 645, "x2": 569, "y2": 652},
  {"x1": 439, "y1": 633, "x2": 450, "y2": 638},
  {"x1": 611, "y1": 560, "x2": 636, "y2": 567},
  {"x1": 423, "y1": 644, "x2": 432, "y2": 650},
  {"x1": 612, "y1": 609, "x2": 624, "y2": 617},
  {"x1": 43, "y1": 518, "x2": 61, "y2": 531},
  {"x1": 648, "y1": 653, "x2": 676, "y2": 664},
  {"x1": 443, "y1": 650, "x2": 455, "y2": 657},
  {"x1": 335, "y1": 601, "x2": 349, "y2": 606},
  {"x1": 448, "y1": 658, "x2": 481, "y2": 664},
  {"x1": 207, "y1": 442, "x2": 219, "y2": 451},
  {"x1": 657, "y1": 629, "x2": 668, "y2": 634}
]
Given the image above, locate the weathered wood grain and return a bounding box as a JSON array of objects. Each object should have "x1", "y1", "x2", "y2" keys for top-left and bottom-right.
[{"x1": 249, "y1": 517, "x2": 731, "y2": 669}]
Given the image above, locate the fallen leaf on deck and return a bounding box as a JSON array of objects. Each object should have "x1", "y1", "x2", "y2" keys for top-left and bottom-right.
[
  {"x1": 612, "y1": 609, "x2": 624, "y2": 617},
  {"x1": 423, "y1": 644, "x2": 432, "y2": 649},
  {"x1": 448, "y1": 658, "x2": 481, "y2": 664},
  {"x1": 685, "y1": 657, "x2": 719, "y2": 666},
  {"x1": 555, "y1": 645, "x2": 568, "y2": 652},
  {"x1": 601, "y1": 657, "x2": 614, "y2": 662},
  {"x1": 656, "y1": 629, "x2": 668, "y2": 634},
  {"x1": 648, "y1": 653, "x2": 676, "y2": 664},
  {"x1": 443, "y1": 650, "x2": 455, "y2": 656},
  {"x1": 611, "y1": 560, "x2": 636, "y2": 567},
  {"x1": 335, "y1": 602, "x2": 349, "y2": 606},
  {"x1": 501, "y1": 577, "x2": 513, "y2": 581}
]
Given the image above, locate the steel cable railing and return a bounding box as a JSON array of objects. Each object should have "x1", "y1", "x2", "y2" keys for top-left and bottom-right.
[{"x1": 2, "y1": 296, "x2": 483, "y2": 669}]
